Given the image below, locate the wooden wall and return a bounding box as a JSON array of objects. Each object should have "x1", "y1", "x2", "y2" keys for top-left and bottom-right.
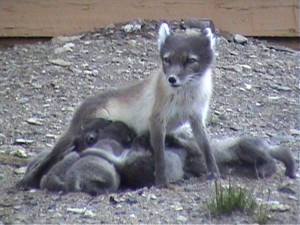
[{"x1": 0, "y1": 0, "x2": 299, "y2": 37}]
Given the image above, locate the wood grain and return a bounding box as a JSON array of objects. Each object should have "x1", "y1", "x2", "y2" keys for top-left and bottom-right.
[{"x1": 0, "y1": 0, "x2": 299, "y2": 37}]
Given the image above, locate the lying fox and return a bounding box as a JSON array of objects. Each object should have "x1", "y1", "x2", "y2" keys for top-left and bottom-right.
[
  {"x1": 18, "y1": 21, "x2": 220, "y2": 188},
  {"x1": 25, "y1": 120, "x2": 296, "y2": 195}
]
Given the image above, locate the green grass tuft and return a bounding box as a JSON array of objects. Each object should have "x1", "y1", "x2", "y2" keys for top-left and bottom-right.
[
  {"x1": 206, "y1": 179, "x2": 256, "y2": 216},
  {"x1": 205, "y1": 179, "x2": 271, "y2": 224}
]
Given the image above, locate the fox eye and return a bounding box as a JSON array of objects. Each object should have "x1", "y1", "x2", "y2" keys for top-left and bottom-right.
[
  {"x1": 85, "y1": 132, "x2": 98, "y2": 146},
  {"x1": 186, "y1": 57, "x2": 197, "y2": 64},
  {"x1": 163, "y1": 56, "x2": 171, "y2": 64}
]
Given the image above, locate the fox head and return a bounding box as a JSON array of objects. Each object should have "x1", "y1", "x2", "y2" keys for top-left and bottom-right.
[{"x1": 158, "y1": 22, "x2": 215, "y2": 88}]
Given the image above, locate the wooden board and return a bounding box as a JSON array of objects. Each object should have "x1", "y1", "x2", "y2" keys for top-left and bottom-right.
[{"x1": 0, "y1": 0, "x2": 299, "y2": 37}]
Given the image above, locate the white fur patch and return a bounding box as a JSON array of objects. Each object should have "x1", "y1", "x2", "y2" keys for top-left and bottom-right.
[
  {"x1": 204, "y1": 27, "x2": 216, "y2": 50},
  {"x1": 158, "y1": 23, "x2": 171, "y2": 50}
]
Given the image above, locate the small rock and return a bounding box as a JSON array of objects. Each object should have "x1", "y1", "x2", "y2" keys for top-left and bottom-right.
[
  {"x1": 63, "y1": 43, "x2": 75, "y2": 49},
  {"x1": 176, "y1": 215, "x2": 188, "y2": 223},
  {"x1": 269, "y1": 204, "x2": 291, "y2": 212},
  {"x1": 15, "y1": 139, "x2": 34, "y2": 145},
  {"x1": 92, "y1": 69, "x2": 99, "y2": 76},
  {"x1": 26, "y1": 117, "x2": 43, "y2": 126},
  {"x1": 270, "y1": 83, "x2": 292, "y2": 91},
  {"x1": 106, "y1": 23, "x2": 116, "y2": 29},
  {"x1": 148, "y1": 194, "x2": 157, "y2": 200},
  {"x1": 66, "y1": 207, "x2": 86, "y2": 214},
  {"x1": 174, "y1": 205, "x2": 184, "y2": 211},
  {"x1": 83, "y1": 209, "x2": 95, "y2": 218},
  {"x1": 233, "y1": 65, "x2": 243, "y2": 73},
  {"x1": 54, "y1": 43, "x2": 74, "y2": 54},
  {"x1": 116, "y1": 204, "x2": 122, "y2": 209},
  {"x1": 234, "y1": 34, "x2": 248, "y2": 44},
  {"x1": 69, "y1": 67, "x2": 82, "y2": 74},
  {"x1": 245, "y1": 83, "x2": 252, "y2": 90},
  {"x1": 52, "y1": 35, "x2": 82, "y2": 44},
  {"x1": 45, "y1": 134, "x2": 57, "y2": 139},
  {"x1": 84, "y1": 70, "x2": 93, "y2": 75},
  {"x1": 14, "y1": 166, "x2": 27, "y2": 174},
  {"x1": 129, "y1": 214, "x2": 136, "y2": 218},
  {"x1": 122, "y1": 23, "x2": 142, "y2": 33},
  {"x1": 50, "y1": 59, "x2": 72, "y2": 67},
  {"x1": 278, "y1": 182, "x2": 297, "y2": 195},
  {"x1": 11, "y1": 147, "x2": 28, "y2": 158},
  {"x1": 240, "y1": 64, "x2": 252, "y2": 70},
  {"x1": 109, "y1": 195, "x2": 120, "y2": 204},
  {"x1": 268, "y1": 96, "x2": 282, "y2": 101},
  {"x1": 290, "y1": 129, "x2": 300, "y2": 136},
  {"x1": 111, "y1": 57, "x2": 120, "y2": 63}
]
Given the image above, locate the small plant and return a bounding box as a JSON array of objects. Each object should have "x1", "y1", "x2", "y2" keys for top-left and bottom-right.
[
  {"x1": 205, "y1": 179, "x2": 271, "y2": 224},
  {"x1": 206, "y1": 179, "x2": 256, "y2": 216},
  {"x1": 255, "y1": 189, "x2": 271, "y2": 224},
  {"x1": 255, "y1": 201, "x2": 269, "y2": 224}
]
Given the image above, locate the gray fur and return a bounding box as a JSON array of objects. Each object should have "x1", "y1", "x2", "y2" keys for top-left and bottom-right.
[
  {"x1": 24, "y1": 128, "x2": 296, "y2": 195},
  {"x1": 65, "y1": 155, "x2": 120, "y2": 195}
]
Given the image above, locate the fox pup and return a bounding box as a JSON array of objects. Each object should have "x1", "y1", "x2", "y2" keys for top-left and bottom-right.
[
  {"x1": 24, "y1": 119, "x2": 296, "y2": 195},
  {"x1": 82, "y1": 133, "x2": 296, "y2": 190},
  {"x1": 34, "y1": 129, "x2": 295, "y2": 195},
  {"x1": 18, "y1": 118, "x2": 135, "y2": 188},
  {"x1": 36, "y1": 139, "x2": 123, "y2": 195},
  {"x1": 18, "y1": 22, "x2": 219, "y2": 188}
]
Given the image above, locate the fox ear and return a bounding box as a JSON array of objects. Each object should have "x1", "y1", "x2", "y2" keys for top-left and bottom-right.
[
  {"x1": 204, "y1": 27, "x2": 216, "y2": 50},
  {"x1": 158, "y1": 22, "x2": 171, "y2": 50}
]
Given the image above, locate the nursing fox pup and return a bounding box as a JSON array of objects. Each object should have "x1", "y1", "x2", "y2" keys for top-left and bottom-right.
[{"x1": 18, "y1": 22, "x2": 219, "y2": 188}]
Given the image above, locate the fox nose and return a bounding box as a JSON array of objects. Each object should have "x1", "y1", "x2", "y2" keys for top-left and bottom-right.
[{"x1": 168, "y1": 76, "x2": 177, "y2": 84}]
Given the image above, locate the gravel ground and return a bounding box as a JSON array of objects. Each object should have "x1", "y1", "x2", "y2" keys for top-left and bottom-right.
[{"x1": 0, "y1": 20, "x2": 299, "y2": 224}]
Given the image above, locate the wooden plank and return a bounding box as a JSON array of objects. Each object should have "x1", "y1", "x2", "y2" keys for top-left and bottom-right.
[{"x1": 0, "y1": 0, "x2": 299, "y2": 37}]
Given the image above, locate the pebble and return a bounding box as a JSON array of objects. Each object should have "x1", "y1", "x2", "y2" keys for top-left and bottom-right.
[
  {"x1": 278, "y1": 181, "x2": 297, "y2": 195},
  {"x1": 84, "y1": 70, "x2": 93, "y2": 75},
  {"x1": 270, "y1": 84, "x2": 292, "y2": 91},
  {"x1": 245, "y1": 83, "x2": 252, "y2": 90},
  {"x1": 240, "y1": 64, "x2": 252, "y2": 70},
  {"x1": 63, "y1": 43, "x2": 75, "y2": 49},
  {"x1": 15, "y1": 139, "x2": 34, "y2": 145},
  {"x1": 92, "y1": 69, "x2": 99, "y2": 76},
  {"x1": 50, "y1": 59, "x2": 72, "y2": 67},
  {"x1": 54, "y1": 43, "x2": 75, "y2": 54},
  {"x1": 66, "y1": 207, "x2": 95, "y2": 217},
  {"x1": 83, "y1": 209, "x2": 95, "y2": 218},
  {"x1": 176, "y1": 215, "x2": 188, "y2": 223},
  {"x1": 14, "y1": 166, "x2": 27, "y2": 174},
  {"x1": 122, "y1": 23, "x2": 142, "y2": 33},
  {"x1": 45, "y1": 134, "x2": 57, "y2": 139},
  {"x1": 290, "y1": 129, "x2": 300, "y2": 136},
  {"x1": 269, "y1": 204, "x2": 291, "y2": 212},
  {"x1": 52, "y1": 35, "x2": 82, "y2": 44},
  {"x1": 69, "y1": 67, "x2": 82, "y2": 74},
  {"x1": 26, "y1": 117, "x2": 43, "y2": 126},
  {"x1": 129, "y1": 214, "x2": 136, "y2": 218},
  {"x1": 234, "y1": 34, "x2": 248, "y2": 44},
  {"x1": 10, "y1": 147, "x2": 28, "y2": 158},
  {"x1": 148, "y1": 194, "x2": 157, "y2": 200},
  {"x1": 174, "y1": 205, "x2": 184, "y2": 211}
]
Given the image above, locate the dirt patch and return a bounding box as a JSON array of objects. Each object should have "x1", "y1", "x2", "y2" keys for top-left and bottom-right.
[{"x1": 0, "y1": 20, "x2": 299, "y2": 224}]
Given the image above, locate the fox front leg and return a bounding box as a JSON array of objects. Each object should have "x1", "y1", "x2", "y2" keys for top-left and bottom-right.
[
  {"x1": 150, "y1": 112, "x2": 168, "y2": 187},
  {"x1": 190, "y1": 115, "x2": 220, "y2": 178}
]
